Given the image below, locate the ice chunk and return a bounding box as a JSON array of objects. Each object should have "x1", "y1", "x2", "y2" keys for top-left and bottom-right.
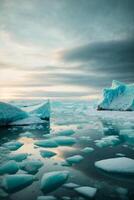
[
  {"x1": 1, "y1": 174, "x2": 35, "y2": 192},
  {"x1": 0, "y1": 161, "x2": 19, "y2": 175},
  {"x1": 81, "y1": 147, "x2": 94, "y2": 154},
  {"x1": 66, "y1": 155, "x2": 84, "y2": 165},
  {"x1": 37, "y1": 196, "x2": 57, "y2": 200},
  {"x1": 10, "y1": 116, "x2": 45, "y2": 126},
  {"x1": 35, "y1": 139, "x2": 58, "y2": 148},
  {"x1": 95, "y1": 136, "x2": 120, "y2": 148},
  {"x1": 40, "y1": 171, "x2": 69, "y2": 193},
  {"x1": 3, "y1": 141, "x2": 23, "y2": 151},
  {"x1": 120, "y1": 129, "x2": 134, "y2": 144},
  {"x1": 8, "y1": 153, "x2": 28, "y2": 162},
  {"x1": 20, "y1": 131, "x2": 34, "y2": 138},
  {"x1": 95, "y1": 157, "x2": 134, "y2": 174},
  {"x1": 57, "y1": 129, "x2": 75, "y2": 136},
  {"x1": 63, "y1": 182, "x2": 79, "y2": 188},
  {"x1": 0, "y1": 102, "x2": 28, "y2": 126},
  {"x1": 75, "y1": 186, "x2": 97, "y2": 198},
  {"x1": 20, "y1": 160, "x2": 43, "y2": 174},
  {"x1": 54, "y1": 136, "x2": 76, "y2": 146},
  {"x1": 40, "y1": 150, "x2": 56, "y2": 158},
  {"x1": 97, "y1": 80, "x2": 134, "y2": 111}
]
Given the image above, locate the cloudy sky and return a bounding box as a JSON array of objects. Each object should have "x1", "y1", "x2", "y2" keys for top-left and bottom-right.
[{"x1": 0, "y1": 0, "x2": 134, "y2": 99}]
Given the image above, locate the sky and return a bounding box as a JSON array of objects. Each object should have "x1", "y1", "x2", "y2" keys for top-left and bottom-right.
[{"x1": 0, "y1": 0, "x2": 134, "y2": 99}]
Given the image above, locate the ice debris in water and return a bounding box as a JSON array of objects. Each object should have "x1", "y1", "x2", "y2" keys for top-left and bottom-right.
[
  {"x1": 53, "y1": 136, "x2": 76, "y2": 146},
  {"x1": 97, "y1": 80, "x2": 134, "y2": 111},
  {"x1": 57, "y1": 129, "x2": 75, "y2": 136},
  {"x1": 35, "y1": 139, "x2": 58, "y2": 148},
  {"x1": 0, "y1": 102, "x2": 28, "y2": 126},
  {"x1": 74, "y1": 186, "x2": 97, "y2": 198},
  {"x1": 0, "y1": 161, "x2": 19, "y2": 175},
  {"x1": 66, "y1": 155, "x2": 84, "y2": 165},
  {"x1": 1, "y1": 174, "x2": 35, "y2": 193},
  {"x1": 8, "y1": 153, "x2": 28, "y2": 162},
  {"x1": 20, "y1": 160, "x2": 43, "y2": 174},
  {"x1": 40, "y1": 171, "x2": 69, "y2": 194},
  {"x1": 95, "y1": 136, "x2": 120, "y2": 148},
  {"x1": 81, "y1": 147, "x2": 94, "y2": 154},
  {"x1": 20, "y1": 131, "x2": 34, "y2": 138},
  {"x1": 95, "y1": 157, "x2": 134, "y2": 174},
  {"x1": 63, "y1": 182, "x2": 79, "y2": 188},
  {"x1": 3, "y1": 141, "x2": 23, "y2": 151},
  {"x1": 37, "y1": 196, "x2": 57, "y2": 200},
  {"x1": 119, "y1": 129, "x2": 134, "y2": 144},
  {"x1": 40, "y1": 150, "x2": 56, "y2": 158}
]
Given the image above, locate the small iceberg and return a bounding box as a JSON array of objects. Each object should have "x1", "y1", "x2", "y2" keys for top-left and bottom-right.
[
  {"x1": 97, "y1": 80, "x2": 134, "y2": 111},
  {"x1": 8, "y1": 153, "x2": 28, "y2": 162},
  {"x1": 119, "y1": 129, "x2": 134, "y2": 144},
  {"x1": 54, "y1": 136, "x2": 76, "y2": 146},
  {"x1": 57, "y1": 129, "x2": 75, "y2": 136},
  {"x1": 40, "y1": 171, "x2": 69, "y2": 194},
  {"x1": 95, "y1": 136, "x2": 120, "y2": 148},
  {"x1": 0, "y1": 161, "x2": 19, "y2": 175},
  {"x1": 3, "y1": 141, "x2": 23, "y2": 151},
  {"x1": 81, "y1": 147, "x2": 94, "y2": 154},
  {"x1": 35, "y1": 139, "x2": 58, "y2": 148},
  {"x1": 63, "y1": 182, "x2": 79, "y2": 188},
  {"x1": 74, "y1": 186, "x2": 97, "y2": 198},
  {"x1": 1, "y1": 174, "x2": 35, "y2": 193},
  {"x1": 0, "y1": 101, "x2": 50, "y2": 126},
  {"x1": 20, "y1": 160, "x2": 43, "y2": 174},
  {"x1": 37, "y1": 196, "x2": 57, "y2": 200},
  {"x1": 66, "y1": 155, "x2": 84, "y2": 165},
  {"x1": 40, "y1": 150, "x2": 56, "y2": 158},
  {"x1": 95, "y1": 157, "x2": 134, "y2": 174}
]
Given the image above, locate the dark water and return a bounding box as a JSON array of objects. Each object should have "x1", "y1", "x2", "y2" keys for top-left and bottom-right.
[{"x1": 0, "y1": 100, "x2": 134, "y2": 200}]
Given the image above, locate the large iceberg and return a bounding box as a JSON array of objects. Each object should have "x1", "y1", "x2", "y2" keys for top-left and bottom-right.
[
  {"x1": 0, "y1": 101, "x2": 50, "y2": 126},
  {"x1": 97, "y1": 80, "x2": 134, "y2": 111}
]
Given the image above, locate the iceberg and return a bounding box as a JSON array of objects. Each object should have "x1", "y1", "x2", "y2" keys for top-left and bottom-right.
[
  {"x1": 0, "y1": 101, "x2": 50, "y2": 126},
  {"x1": 81, "y1": 147, "x2": 94, "y2": 153},
  {"x1": 95, "y1": 136, "x2": 120, "y2": 148},
  {"x1": 95, "y1": 157, "x2": 134, "y2": 174},
  {"x1": 53, "y1": 136, "x2": 76, "y2": 146},
  {"x1": 97, "y1": 80, "x2": 134, "y2": 111},
  {"x1": 57, "y1": 129, "x2": 75, "y2": 136},
  {"x1": 0, "y1": 161, "x2": 19, "y2": 175},
  {"x1": 1, "y1": 174, "x2": 35, "y2": 193},
  {"x1": 8, "y1": 153, "x2": 28, "y2": 162},
  {"x1": 3, "y1": 141, "x2": 23, "y2": 151},
  {"x1": 35, "y1": 139, "x2": 58, "y2": 148},
  {"x1": 40, "y1": 150, "x2": 56, "y2": 158},
  {"x1": 119, "y1": 129, "x2": 134, "y2": 144},
  {"x1": 63, "y1": 182, "x2": 79, "y2": 188},
  {"x1": 66, "y1": 155, "x2": 84, "y2": 165},
  {"x1": 20, "y1": 159, "x2": 43, "y2": 174},
  {"x1": 40, "y1": 171, "x2": 69, "y2": 193},
  {"x1": 74, "y1": 186, "x2": 97, "y2": 198}
]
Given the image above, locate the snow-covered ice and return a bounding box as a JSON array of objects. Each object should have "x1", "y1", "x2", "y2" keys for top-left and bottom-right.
[
  {"x1": 95, "y1": 157, "x2": 134, "y2": 174},
  {"x1": 1, "y1": 174, "x2": 35, "y2": 192},
  {"x1": 40, "y1": 171, "x2": 69, "y2": 193},
  {"x1": 74, "y1": 186, "x2": 97, "y2": 198},
  {"x1": 0, "y1": 161, "x2": 19, "y2": 175},
  {"x1": 95, "y1": 136, "x2": 120, "y2": 148},
  {"x1": 97, "y1": 80, "x2": 134, "y2": 111},
  {"x1": 40, "y1": 150, "x2": 56, "y2": 158},
  {"x1": 35, "y1": 139, "x2": 58, "y2": 148},
  {"x1": 66, "y1": 155, "x2": 84, "y2": 165}
]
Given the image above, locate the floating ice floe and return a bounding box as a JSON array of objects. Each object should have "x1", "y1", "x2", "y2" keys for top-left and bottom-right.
[
  {"x1": 0, "y1": 101, "x2": 50, "y2": 126},
  {"x1": 40, "y1": 171, "x2": 69, "y2": 193},
  {"x1": 97, "y1": 80, "x2": 134, "y2": 111},
  {"x1": 74, "y1": 186, "x2": 97, "y2": 198},
  {"x1": 57, "y1": 129, "x2": 75, "y2": 136},
  {"x1": 35, "y1": 139, "x2": 58, "y2": 148},
  {"x1": 95, "y1": 157, "x2": 134, "y2": 174},
  {"x1": 53, "y1": 136, "x2": 76, "y2": 146},
  {"x1": 66, "y1": 155, "x2": 84, "y2": 165},
  {"x1": 3, "y1": 141, "x2": 23, "y2": 151},
  {"x1": 20, "y1": 131, "x2": 34, "y2": 138},
  {"x1": 8, "y1": 153, "x2": 28, "y2": 162},
  {"x1": 0, "y1": 161, "x2": 19, "y2": 175},
  {"x1": 1, "y1": 174, "x2": 35, "y2": 193},
  {"x1": 37, "y1": 196, "x2": 57, "y2": 200},
  {"x1": 95, "y1": 136, "x2": 120, "y2": 148},
  {"x1": 20, "y1": 160, "x2": 43, "y2": 174},
  {"x1": 40, "y1": 150, "x2": 56, "y2": 158},
  {"x1": 63, "y1": 182, "x2": 79, "y2": 188},
  {"x1": 81, "y1": 147, "x2": 94, "y2": 154}
]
